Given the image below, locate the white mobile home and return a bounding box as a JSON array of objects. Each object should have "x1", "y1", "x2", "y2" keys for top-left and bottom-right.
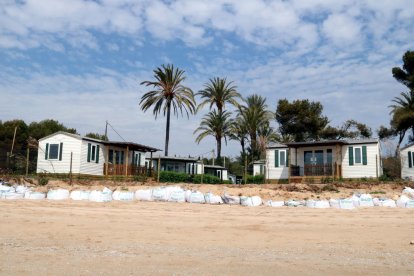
[
  {"x1": 37, "y1": 131, "x2": 159, "y2": 176},
  {"x1": 254, "y1": 139, "x2": 382, "y2": 183},
  {"x1": 400, "y1": 143, "x2": 414, "y2": 180},
  {"x1": 148, "y1": 156, "x2": 229, "y2": 181}
]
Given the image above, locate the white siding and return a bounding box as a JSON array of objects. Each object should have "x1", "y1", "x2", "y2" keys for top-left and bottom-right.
[
  {"x1": 341, "y1": 143, "x2": 382, "y2": 178},
  {"x1": 79, "y1": 140, "x2": 106, "y2": 176},
  {"x1": 401, "y1": 145, "x2": 414, "y2": 180},
  {"x1": 265, "y1": 148, "x2": 289, "y2": 180},
  {"x1": 36, "y1": 133, "x2": 82, "y2": 174}
]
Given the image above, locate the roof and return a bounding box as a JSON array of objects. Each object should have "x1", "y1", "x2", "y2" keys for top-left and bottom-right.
[
  {"x1": 401, "y1": 142, "x2": 414, "y2": 151},
  {"x1": 282, "y1": 138, "x2": 379, "y2": 148},
  {"x1": 39, "y1": 131, "x2": 160, "y2": 152},
  {"x1": 149, "y1": 155, "x2": 202, "y2": 162},
  {"x1": 204, "y1": 164, "x2": 227, "y2": 170},
  {"x1": 267, "y1": 142, "x2": 288, "y2": 148}
]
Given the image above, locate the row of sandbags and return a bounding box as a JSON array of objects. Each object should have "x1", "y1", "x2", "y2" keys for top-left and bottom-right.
[{"x1": 1, "y1": 182, "x2": 414, "y2": 209}]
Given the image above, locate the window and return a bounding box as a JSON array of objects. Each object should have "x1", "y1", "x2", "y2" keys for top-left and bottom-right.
[
  {"x1": 49, "y1": 144, "x2": 59, "y2": 159},
  {"x1": 109, "y1": 150, "x2": 114, "y2": 164},
  {"x1": 275, "y1": 149, "x2": 288, "y2": 167},
  {"x1": 354, "y1": 147, "x2": 362, "y2": 164},
  {"x1": 280, "y1": 150, "x2": 286, "y2": 166},
  {"x1": 91, "y1": 145, "x2": 96, "y2": 161}
]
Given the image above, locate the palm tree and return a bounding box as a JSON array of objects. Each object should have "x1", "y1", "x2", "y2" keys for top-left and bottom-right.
[
  {"x1": 140, "y1": 64, "x2": 196, "y2": 156},
  {"x1": 196, "y1": 77, "x2": 241, "y2": 113},
  {"x1": 229, "y1": 115, "x2": 249, "y2": 157},
  {"x1": 257, "y1": 122, "x2": 279, "y2": 160},
  {"x1": 238, "y1": 94, "x2": 272, "y2": 160},
  {"x1": 194, "y1": 110, "x2": 232, "y2": 161}
]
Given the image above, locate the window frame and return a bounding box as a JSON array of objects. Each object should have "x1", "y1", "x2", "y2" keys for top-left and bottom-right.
[
  {"x1": 48, "y1": 143, "x2": 60, "y2": 160},
  {"x1": 91, "y1": 145, "x2": 96, "y2": 162},
  {"x1": 279, "y1": 150, "x2": 286, "y2": 167},
  {"x1": 411, "y1": 152, "x2": 414, "y2": 168}
]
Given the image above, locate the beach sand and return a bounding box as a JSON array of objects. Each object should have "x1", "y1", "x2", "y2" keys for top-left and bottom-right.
[{"x1": 0, "y1": 199, "x2": 413, "y2": 275}]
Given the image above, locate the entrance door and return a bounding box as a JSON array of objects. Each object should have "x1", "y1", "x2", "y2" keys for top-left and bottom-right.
[{"x1": 304, "y1": 150, "x2": 325, "y2": 176}]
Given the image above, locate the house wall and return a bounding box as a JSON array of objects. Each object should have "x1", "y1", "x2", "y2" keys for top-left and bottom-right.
[
  {"x1": 400, "y1": 146, "x2": 414, "y2": 180},
  {"x1": 265, "y1": 147, "x2": 289, "y2": 180},
  {"x1": 341, "y1": 143, "x2": 382, "y2": 178},
  {"x1": 79, "y1": 140, "x2": 106, "y2": 176},
  {"x1": 37, "y1": 133, "x2": 82, "y2": 174}
]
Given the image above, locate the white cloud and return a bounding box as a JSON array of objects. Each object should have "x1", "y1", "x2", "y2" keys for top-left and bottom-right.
[{"x1": 322, "y1": 13, "x2": 362, "y2": 46}]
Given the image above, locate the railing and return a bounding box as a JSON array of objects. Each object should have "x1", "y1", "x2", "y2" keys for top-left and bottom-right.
[
  {"x1": 103, "y1": 164, "x2": 149, "y2": 176},
  {"x1": 290, "y1": 164, "x2": 335, "y2": 177}
]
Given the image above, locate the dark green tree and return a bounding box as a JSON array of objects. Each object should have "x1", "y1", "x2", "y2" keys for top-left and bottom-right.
[
  {"x1": 275, "y1": 99, "x2": 329, "y2": 142},
  {"x1": 392, "y1": 50, "x2": 414, "y2": 90},
  {"x1": 85, "y1": 133, "x2": 108, "y2": 141}
]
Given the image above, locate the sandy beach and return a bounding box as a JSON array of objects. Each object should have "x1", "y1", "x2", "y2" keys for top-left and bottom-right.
[{"x1": 0, "y1": 198, "x2": 413, "y2": 275}]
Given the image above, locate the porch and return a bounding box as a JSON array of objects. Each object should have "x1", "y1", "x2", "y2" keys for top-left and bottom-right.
[{"x1": 103, "y1": 164, "x2": 150, "y2": 176}]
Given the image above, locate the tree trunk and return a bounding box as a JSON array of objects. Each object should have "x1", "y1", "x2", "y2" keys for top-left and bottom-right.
[
  {"x1": 165, "y1": 101, "x2": 171, "y2": 156},
  {"x1": 216, "y1": 136, "x2": 222, "y2": 161},
  {"x1": 241, "y1": 138, "x2": 245, "y2": 157}
]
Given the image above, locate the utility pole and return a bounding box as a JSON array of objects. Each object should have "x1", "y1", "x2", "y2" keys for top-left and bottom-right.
[
  {"x1": 104, "y1": 120, "x2": 108, "y2": 140},
  {"x1": 10, "y1": 126, "x2": 17, "y2": 156},
  {"x1": 212, "y1": 149, "x2": 215, "y2": 166},
  {"x1": 25, "y1": 147, "x2": 29, "y2": 176},
  {"x1": 244, "y1": 155, "x2": 247, "y2": 185}
]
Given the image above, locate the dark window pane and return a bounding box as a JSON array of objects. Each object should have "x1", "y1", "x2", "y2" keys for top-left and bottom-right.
[
  {"x1": 91, "y1": 146, "x2": 96, "y2": 161},
  {"x1": 49, "y1": 144, "x2": 59, "y2": 159},
  {"x1": 280, "y1": 151, "x2": 286, "y2": 166}
]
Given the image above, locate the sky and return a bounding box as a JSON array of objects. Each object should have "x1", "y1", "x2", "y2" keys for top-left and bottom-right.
[{"x1": 0, "y1": 0, "x2": 413, "y2": 158}]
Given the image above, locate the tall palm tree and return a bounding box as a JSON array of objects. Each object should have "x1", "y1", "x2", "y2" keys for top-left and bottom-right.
[
  {"x1": 194, "y1": 110, "x2": 232, "y2": 161},
  {"x1": 229, "y1": 115, "x2": 248, "y2": 157},
  {"x1": 389, "y1": 89, "x2": 414, "y2": 152},
  {"x1": 140, "y1": 64, "x2": 196, "y2": 156},
  {"x1": 238, "y1": 94, "x2": 272, "y2": 160},
  {"x1": 196, "y1": 77, "x2": 241, "y2": 113},
  {"x1": 257, "y1": 121, "x2": 279, "y2": 160}
]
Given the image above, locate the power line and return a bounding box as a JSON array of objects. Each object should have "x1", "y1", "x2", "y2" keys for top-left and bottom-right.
[{"x1": 106, "y1": 121, "x2": 126, "y2": 142}]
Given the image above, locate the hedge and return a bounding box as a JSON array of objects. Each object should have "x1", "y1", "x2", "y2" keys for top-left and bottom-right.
[
  {"x1": 192, "y1": 174, "x2": 222, "y2": 184},
  {"x1": 246, "y1": 174, "x2": 265, "y2": 184},
  {"x1": 159, "y1": 171, "x2": 190, "y2": 183}
]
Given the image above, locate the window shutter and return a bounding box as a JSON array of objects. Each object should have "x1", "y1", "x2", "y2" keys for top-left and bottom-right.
[
  {"x1": 138, "y1": 153, "x2": 141, "y2": 166},
  {"x1": 348, "y1": 146, "x2": 354, "y2": 166},
  {"x1": 45, "y1": 143, "x2": 49, "y2": 160},
  {"x1": 409, "y1": 151, "x2": 412, "y2": 168},
  {"x1": 87, "y1": 143, "x2": 91, "y2": 162},
  {"x1": 96, "y1": 145, "x2": 100, "y2": 163},
  {"x1": 362, "y1": 146, "x2": 367, "y2": 165},
  {"x1": 286, "y1": 149, "x2": 289, "y2": 166},
  {"x1": 59, "y1": 143, "x2": 63, "y2": 161},
  {"x1": 274, "y1": 150, "x2": 279, "y2": 167}
]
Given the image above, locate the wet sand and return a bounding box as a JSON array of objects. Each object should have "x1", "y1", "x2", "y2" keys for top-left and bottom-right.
[{"x1": 0, "y1": 200, "x2": 413, "y2": 275}]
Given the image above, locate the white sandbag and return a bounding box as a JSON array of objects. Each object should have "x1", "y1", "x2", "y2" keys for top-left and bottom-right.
[
  {"x1": 222, "y1": 194, "x2": 240, "y2": 205},
  {"x1": 0, "y1": 184, "x2": 13, "y2": 192},
  {"x1": 240, "y1": 196, "x2": 262, "y2": 207},
  {"x1": 15, "y1": 185, "x2": 28, "y2": 194},
  {"x1": 25, "y1": 191, "x2": 46, "y2": 200},
  {"x1": 204, "y1": 192, "x2": 223, "y2": 204},
  {"x1": 373, "y1": 198, "x2": 381, "y2": 206},
  {"x1": 351, "y1": 194, "x2": 360, "y2": 207},
  {"x1": 286, "y1": 200, "x2": 304, "y2": 207},
  {"x1": 402, "y1": 187, "x2": 414, "y2": 199},
  {"x1": 152, "y1": 187, "x2": 169, "y2": 201},
  {"x1": 186, "y1": 190, "x2": 205, "y2": 204},
  {"x1": 2, "y1": 192, "x2": 24, "y2": 199},
  {"x1": 112, "y1": 191, "x2": 134, "y2": 201},
  {"x1": 339, "y1": 199, "x2": 355, "y2": 210},
  {"x1": 306, "y1": 200, "x2": 316, "y2": 208},
  {"x1": 397, "y1": 195, "x2": 409, "y2": 208},
  {"x1": 406, "y1": 200, "x2": 414, "y2": 208},
  {"x1": 135, "y1": 189, "x2": 153, "y2": 201},
  {"x1": 168, "y1": 189, "x2": 186, "y2": 203},
  {"x1": 314, "y1": 200, "x2": 330, "y2": 209},
  {"x1": 329, "y1": 199, "x2": 340, "y2": 209},
  {"x1": 70, "y1": 190, "x2": 91, "y2": 201},
  {"x1": 265, "y1": 200, "x2": 285, "y2": 207},
  {"x1": 358, "y1": 194, "x2": 374, "y2": 207},
  {"x1": 47, "y1": 189, "x2": 70, "y2": 200},
  {"x1": 89, "y1": 189, "x2": 112, "y2": 202},
  {"x1": 381, "y1": 199, "x2": 396, "y2": 208}
]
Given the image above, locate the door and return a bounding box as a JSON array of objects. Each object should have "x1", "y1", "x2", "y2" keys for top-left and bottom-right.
[
  {"x1": 314, "y1": 150, "x2": 324, "y2": 175},
  {"x1": 304, "y1": 151, "x2": 313, "y2": 176}
]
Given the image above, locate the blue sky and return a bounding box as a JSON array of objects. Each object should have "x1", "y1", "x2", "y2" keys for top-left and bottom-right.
[{"x1": 1, "y1": 0, "x2": 413, "y2": 157}]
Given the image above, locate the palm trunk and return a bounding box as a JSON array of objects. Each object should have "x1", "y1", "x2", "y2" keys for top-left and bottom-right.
[
  {"x1": 241, "y1": 138, "x2": 245, "y2": 157},
  {"x1": 165, "y1": 101, "x2": 171, "y2": 156},
  {"x1": 217, "y1": 136, "x2": 222, "y2": 161}
]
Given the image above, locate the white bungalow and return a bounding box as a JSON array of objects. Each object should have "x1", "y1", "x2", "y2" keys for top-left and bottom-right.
[
  {"x1": 148, "y1": 155, "x2": 229, "y2": 181},
  {"x1": 36, "y1": 131, "x2": 159, "y2": 176},
  {"x1": 400, "y1": 143, "x2": 414, "y2": 180},
  {"x1": 253, "y1": 139, "x2": 382, "y2": 183}
]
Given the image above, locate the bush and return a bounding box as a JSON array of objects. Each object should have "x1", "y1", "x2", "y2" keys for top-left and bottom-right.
[
  {"x1": 246, "y1": 174, "x2": 264, "y2": 184},
  {"x1": 321, "y1": 177, "x2": 333, "y2": 184},
  {"x1": 38, "y1": 175, "x2": 49, "y2": 186},
  {"x1": 159, "y1": 171, "x2": 189, "y2": 183},
  {"x1": 322, "y1": 184, "x2": 339, "y2": 192},
  {"x1": 133, "y1": 174, "x2": 147, "y2": 182},
  {"x1": 192, "y1": 174, "x2": 222, "y2": 184},
  {"x1": 222, "y1": 180, "x2": 233, "y2": 184}
]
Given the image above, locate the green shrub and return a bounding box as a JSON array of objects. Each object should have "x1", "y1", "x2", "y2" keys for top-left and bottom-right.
[
  {"x1": 322, "y1": 184, "x2": 339, "y2": 192},
  {"x1": 246, "y1": 174, "x2": 264, "y2": 184},
  {"x1": 222, "y1": 180, "x2": 233, "y2": 184},
  {"x1": 159, "y1": 171, "x2": 189, "y2": 183},
  {"x1": 192, "y1": 174, "x2": 222, "y2": 184},
  {"x1": 321, "y1": 177, "x2": 333, "y2": 184},
  {"x1": 38, "y1": 175, "x2": 48, "y2": 186},
  {"x1": 133, "y1": 174, "x2": 147, "y2": 182}
]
